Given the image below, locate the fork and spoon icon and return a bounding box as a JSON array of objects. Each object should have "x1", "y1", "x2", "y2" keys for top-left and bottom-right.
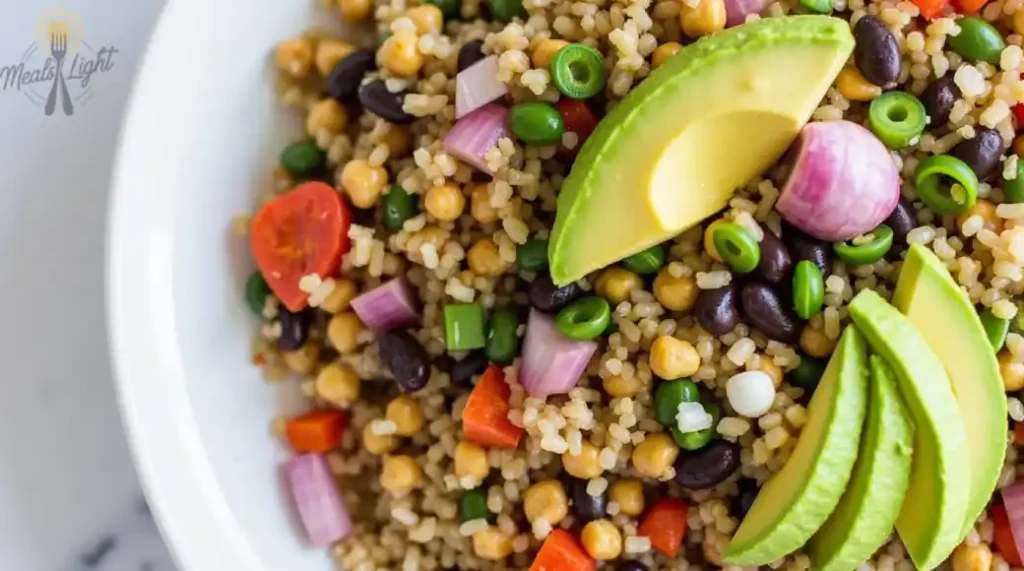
[{"x1": 45, "y1": 31, "x2": 74, "y2": 116}]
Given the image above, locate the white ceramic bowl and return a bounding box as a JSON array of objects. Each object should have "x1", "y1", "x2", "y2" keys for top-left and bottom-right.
[{"x1": 107, "y1": 1, "x2": 343, "y2": 569}]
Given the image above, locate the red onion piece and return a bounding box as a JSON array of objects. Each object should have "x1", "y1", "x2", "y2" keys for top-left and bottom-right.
[
  {"x1": 520, "y1": 309, "x2": 597, "y2": 398},
  {"x1": 285, "y1": 453, "x2": 352, "y2": 546},
  {"x1": 456, "y1": 56, "x2": 508, "y2": 119},
  {"x1": 350, "y1": 278, "x2": 419, "y2": 332},
  {"x1": 724, "y1": 0, "x2": 768, "y2": 27},
  {"x1": 443, "y1": 104, "x2": 508, "y2": 173},
  {"x1": 776, "y1": 120, "x2": 900, "y2": 242},
  {"x1": 1004, "y1": 482, "x2": 1024, "y2": 561}
]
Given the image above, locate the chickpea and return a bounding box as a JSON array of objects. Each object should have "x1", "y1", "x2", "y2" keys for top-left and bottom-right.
[
  {"x1": 609, "y1": 479, "x2": 645, "y2": 516},
  {"x1": 680, "y1": 0, "x2": 726, "y2": 39},
  {"x1": 595, "y1": 267, "x2": 643, "y2": 305},
  {"x1": 835, "y1": 67, "x2": 882, "y2": 102},
  {"x1": 562, "y1": 441, "x2": 603, "y2": 479},
  {"x1": 407, "y1": 4, "x2": 444, "y2": 35},
  {"x1": 380, "y1": 32, "x2": 425, "y2": 76},
  {"x1": 603, "y1": 374, "x2": 642, "y2": 398},
  {"x1": 957, "y1": 199, "x2": 1002, "y2": 235},
  {"x1": 425, "y1": 184, "x2": 466, "y2": 221},
  {"x1": 472, "y1": 527, "x2": 513, "y2": 560},
  {"x1": 703, "y1": 219, "x2": 727, "y2": 261},
  {"x1": 316, "y1": 363, "x2": 361, "y2": 402},
  {"x1": 654, "y1": 270, "x2": 698, "y2": 311},
  {"x1": 1014, "y1": 9, "x2": 1024, "y2": 37},
  {"x1": 951, "y1": 543, "x2": 993, "y2": 571},
  {"x1": 328, "y1": 311, "x2": 365, "y2": 353},
  {"x1": 338, "y1": 0, "x2": 372, "y2": 20},
  {"x1": 649, "y1": 335, "x2": 701, "y2": 380},
  {"x1": 381, "y1": 125, "x2": 411, "y2": 157},
  {"x1": 306, "y1": 98, "x2": 349, "y2": 136},
  {"x1": 581, "y1": 519, "x2": 623, "y2": 560},
  {"x1": 385, "y1": 394, "x2": 425, "y2": 436},
  {"x1": 631, "y1": 432, "x2": 679, "y2": 478},
  {"x1": 470, "y1": 184, "x2": 499, "y2": 224},
  {"x1": 381, "y1": 455, "x2": 423, "y2": 493},
  {"x1": 274, "y1": 37, "x2": 314, "y2": 78},
  {"x1": 757, "y1": 358, "x2": 784, "y2": 389},
  {"x1": 468, "y1": 239, "x2": 508, "y2": 277},
  {"x1": 523, "y1": 479, "x2": 569, "y2": 524},
  {"x1": 799, "y1": 327, "x2": 836, "y2": 359},
  {"x1": 362, "y1": 422, "x2": 399, "y2": 455},
  {"x1": 1014, "y1": 135, "x2": 1024, "y2": 159},
  {"x1": 652, "y1": 42, "x2": 683, "y2": 69},
  {"x1": 1000, "y1": 351, "x2": 1024, "y2": 391},
  {"x1": 320, "y1": 278, "x2": 357, "y2": 314},
  {"x1": 531, "y1": 39, "x2": 569, "y2": 69},
  {"x1": 283, "y1": 342, "x2": 320, "y2": 374},
  {"x1": 341, "y1": 159, "x2": 388, "y2": 208},
  {"x1": 315, "y1": 39, "x2": 355, "y2": 76},
  {"x1": 454, "y1": 441, "x2": 490, "y2": 482}
]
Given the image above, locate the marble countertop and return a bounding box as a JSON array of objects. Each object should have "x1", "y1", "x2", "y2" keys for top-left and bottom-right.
[{"x1": 0, "y1": 1, "x2": 176, "y2": 569}]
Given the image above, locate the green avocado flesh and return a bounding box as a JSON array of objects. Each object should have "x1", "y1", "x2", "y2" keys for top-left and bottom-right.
[
  {"x1": 724, "y1": 326, "x2": 868, "y2": 565},
  {"x1": 847, "y1": 290, "x2": 969, "y2": 570},
  {"x1": 806, "y1": 356, "x2": 914, "y2": 571},
  {"x1": 892, "y1": 244, "x2": 1007, "y2": 537},
  {"x1": 548, "y1": 16, "x2": 854, "y2": 285}
]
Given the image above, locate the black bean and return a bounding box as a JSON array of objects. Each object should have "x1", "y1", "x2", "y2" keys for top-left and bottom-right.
[
  {"x1": 378, "y1": 330, "x2": 431, "y2": 391},
  {"x1": 853, "y1": 15, "x2": 901, "y2": 88},
  {"x1": 885, "y1": 197, "x2": 916, "y2": 251},
  {"x1": 278, "y1": 307, "x2": 311, "y2": 351},
  {"x1": 731, "y1": 478, "x2": 760, "y2": 518},
  {"x1": 616, "y1": 563, "x2": 649, "y2": 571},
  {"x1": 740, "y1": 282, "x2": 800, "y2": 343},
  {"x1": 695, "y1": 284, "x2": 740, "y2": 336},
  {"x1": 952, "y1": 126, "x2": 1005, "y2": 180},
  {"x1": 326, "y1": 49, "x2": 376, "y2": 101},
  {"x1": 782, "y1": 222, "x2": 832, "y2": 277},
  {"x1": 358, "y1": 80, "x2": 416, "y2": 125},
  {"x1": 755, "y1": 229, "x2": 791, "y2": 284},
  {"x1": 567, "y1": 477, "x2": 606, "y2": 522},
  {"x1": 528, "y1": 274, "x2": 580, "y2": 313},
  {"x1": 458, "y1": 39, "x2": 486, "y2": 72},
  {"x1": 674, "y1": 441, "x2": 741, "y2": 490},
  {"x1": 449, "y1": 350, "x2": 489, "y2": 388},
  {"x1": 920, "y1": 75, "x2": 961, "y2": 127}
]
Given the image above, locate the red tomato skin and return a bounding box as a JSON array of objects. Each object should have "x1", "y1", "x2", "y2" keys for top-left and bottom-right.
[
  {"x1": 556, "y1": 98, "x2": 597, "y2": 147},
  {"x1": 1013, "y1": 103, "x2": 1024, "y2": 132}
]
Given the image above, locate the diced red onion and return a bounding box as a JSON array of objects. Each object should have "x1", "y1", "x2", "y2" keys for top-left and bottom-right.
[
  {"x1": 350, "y1": 278, "x2": 419, "y2": 332},
  {"x1": 724, "y1": 0, "x2": 768, "y2": 27},
  {"x1": 520, "y1": 309, "x2": 597, "y2": 398},
  {"x1": 285, "y1": 453, "x2": 352, "y2": 547},
  {"x1": 456, "y1": 56, "x2": 508, "y2": 119},
  {"x1": 1003, "y1": 481, "x2": 1024, "y2": 560},
  {"x1": 443, "y1": 104, "x2": 508, "y2": 173},
  {"x1": 776, "y1": 120, "x2": 900, "y2": 242}
]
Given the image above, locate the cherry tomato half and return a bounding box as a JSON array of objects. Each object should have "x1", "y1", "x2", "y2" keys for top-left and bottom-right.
[
  {"x1": 991, "y1": 504, "x2": 1023, "y2": 566},
  {"x1": 556, "y1": 98, "x2": 597, "y2": 149}
]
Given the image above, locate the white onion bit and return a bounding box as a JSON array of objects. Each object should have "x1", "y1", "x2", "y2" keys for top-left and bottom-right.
[{"x1": 675, "y1": 401, "x2": 713, "y2": 433}]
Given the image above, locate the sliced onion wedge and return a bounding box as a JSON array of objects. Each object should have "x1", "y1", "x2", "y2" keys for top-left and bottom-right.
[
  {"x1": 520, "y1": 309, "x2": 597, "y2": 398},
  {"x1": 350, "y1": 278, "x2": 419, "y2": 332},
  {"x1": 1003, "y1": 481, "x2": 1024, "y2": 562},
  {"x1": 443, "y1": 104, "x2": 508, "y2": 173},
  {"x1": 456, "y1": 56, "x2": 508, "y2": 119},
  {"x1": 285, "y1": 453, "x2": 352, "y2": 546},
  {"x1": 724, "y1": 0, "x2": 768, "y2": 27}
]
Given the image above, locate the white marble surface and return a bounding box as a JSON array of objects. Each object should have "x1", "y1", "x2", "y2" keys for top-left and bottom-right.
[{"x1": 0, "y1": 0, "x2": 176, "y2": 569}]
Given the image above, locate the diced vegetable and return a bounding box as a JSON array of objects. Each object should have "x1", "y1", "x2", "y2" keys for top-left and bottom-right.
[
  {"x1": 520, "y1": 309, "x2": 598, "y2": 398},
  {"x1": 911, "y1": 0, "x2": 948, "y2": 18},
  {"x1": 245, "y1": 271, "x2": 271, "y2": 316},
  {"x1": 868, "y1": 91, "x2": 927, "y2": 149},
  {"x1": 724, "y1": 0, "x2": 769, "y2": 26},
  {"x1": 550, "y1": 43, "x2": 606, "y2": 99},
  {"x1": 250, "y1": 181, "x2": 352, "y2": 311},
  {"x1": 1003, "y1": 482, "x2": 1024, "y2": 565},
  {"x1": 1015, "y1": 422, "x2": 1024, "y2": 446},
  {"x1": 463, "y1": 366, "x2": 524, "y2": 449},
  {"x1": 832, "y1": 225, "x2": 894, "y2": 265},
  {"x1": 555, "y1": 99, "x2": 597, "y2": 148},
  {"x1": 455, "y1": 56, "x2": 508, "y2": 119},
  {"x1": 712, "y1": 223, "x2": 760, "y2": 273},
  {"x1": 914, "y1": 154, "x2": 979, "y2": 215},
  {"x1": 350, "y1": 278, "x2": 419, "y2": 332},
  {"x1": 555, "y1": 297, "x2": 611, "y2": 341},
  {"x1": 285, "y1": 453, "x2": 353, "y2": 546},
  {"x1": 460, "y1": 487, "x2": 494, "y2": 522},
  {"x1": 445, "y1": 303, "x2": 487, "y2": 350},
  {"x1": 992, "y1": 503, "x2": 1024, "y2": 566},
  {"x1": 529, "y1": 529, "x2": 596, "y2": 571},
  {"x1": 485, "y1": 306, "x2": 520, "y2": 365},
  {"x1": 285, "y1": 410, "x2": 347, "y2": 453},
  {"x1": 637, "y1": 497, "x2": 690, "y2": 557},
  {"x1": 443, "y1": 104, "x2": 508, "y2": 173}
]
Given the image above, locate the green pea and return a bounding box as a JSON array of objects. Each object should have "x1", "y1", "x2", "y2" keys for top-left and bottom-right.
[
  {"x1": 280, "y1": 140, "x2": 326, "y2": 178},
  {"x1": 517, "y1": 239, "x2": 549, "y2": 272},
  {"x1": 949, "y1": 17, "x2": 1005, "y2": 65},
  {"x1": 798, "y1": 0, "x2": 832, "y2": 13},
  {"x1": 622, "y1": 244, "x2": 665, "y2": 275},
  {"x1": 833, "y1": 225, "x2": 894, "y2": 266},
  {"x1": 980, "y1": 307, "x2": 1010, "y2": 352},
  {"x1": 792, "y1": 261, "x2": 824, "y2": 320},
  {"x1": 712, "y1": 223, "x2": 760, "y2": 273},
  {"x1": 603, "y1": 319, "x2": 618, "y2": 336},
  {"x1": 654, "y1": 379, "x2": 700, "y2": 427},
  {"x1": 916, "y1": 155, "x2": 979, "y2": 216},
  {"x1": 672, "y1": 402, "x2": 721, "y2": 451},
  {"x1": 486, "y1": 307, "x2": 520, "y2": 365},
  {"x1": 509, "y1": 102, "x2": 564, "y2": 146},
  {"x1": 488, "y1": 0, "x2": 526, "y2": 22},
  {"x1": 868, "y1": 91, "x2": 927, "y2": 150},
  {"x1": 245, "y1": 271, "x2": 271, "y2": 316},
  {"x1": 444, "y1": 303, "x2": 486, "y2": 350},
  {"x1": 460, "y1": 487, "x2": 493, "y2": 522},
  {"x1": 787, "y1": 355, "x2": 827, "y2": 391},
  {"x1": 550, "y1": 43, "x2": 606, "y2": 100},
  {"x1": 555, "y1": 296, "x2": 611, "y2": 341},
  {"x1": 382, "y1": 185, "x2": 419, "y2": 231},
  {"x1": 1004, "y1": 161, "x2": 1024, "y2": 204},
  {"x1": 427, "y1": 0, "x2": 461, "y2": 19}
]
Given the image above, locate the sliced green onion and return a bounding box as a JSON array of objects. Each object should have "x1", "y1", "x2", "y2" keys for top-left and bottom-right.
[
  {"x1": 915, "y1": 154, "x2": 979, "y2": 215},
  {"x1": 517, "y1": 239, "x2": 550, "y2": 272},
  {"x1": 712, "y1": 223, "x2": 760, "y2": 273},
  {"x1": 833, "y1": 225, "x2": 894, "y2": 265},
  {"x1": 444, "y1": 303, "x2": 486, "y2": 350},
  {"x1": 868, "y1": 91, "x2": 927, "y2": 150},
  {"x1": 550, "y1": 43, "x2": 606, "y2": 100},
  {"x1": 280, "y1": 140, "x2": 326, "y2": 178},
  {"x1": 792, "y1": 261, "x2": 824, "y2": 320},
  {"x1": 555, "y1": 296, "x2": 611, "y2": 341},
  {"x1": 382, "y1": 185, "x2": 419, "y2": 231},
  {"x1": 980, "y1": 307, "x2": 1010, "y2": 352},
  {"x1": 460, "y1": 487, "x2": 493, "y2": 521},
  {"x1": 1004, "y1": 161, "x2": 1024, "y2": 204},
  {"x1": 245, "y1": 271, "x2": 272, "y2": 316},
  {"x1": 798, "y1": 0, "x2": 832, "y2": 13},
  {"x1": 485, "y1": 306, "x2": 520, "y2": 364},
  {"x1": 622, "y1": 244, "x2": 665, "y2": 275}
]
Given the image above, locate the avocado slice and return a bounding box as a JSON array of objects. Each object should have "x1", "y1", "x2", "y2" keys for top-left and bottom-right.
[
  {"x1": 548, "y1": 16, "x2": 854, "y2": 285},
  {"x1": 806, "y1": 356, "x2": 914, "y2": 571},
  {"x1": 892, "y1": 244, "x2": 1007, "y2": 537},
  {"x1": 847, "y1": 290, "x2": 969, "y2": 570},
  {"x1": 724, "y1": 326, "x2": 868, "y2": 565}
]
